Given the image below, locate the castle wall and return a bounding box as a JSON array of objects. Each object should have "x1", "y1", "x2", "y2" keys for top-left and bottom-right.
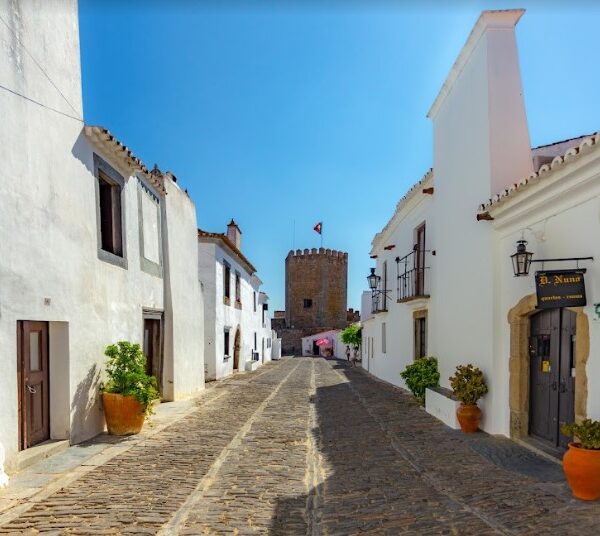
[{"x1": 285, "y1": 248, "x2": 348, "y2": 330}]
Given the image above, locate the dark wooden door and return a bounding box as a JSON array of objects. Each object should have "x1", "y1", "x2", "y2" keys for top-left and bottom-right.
[
  {"x1": 529, "y1": 309, "x2": 576, "y2": 448},
  {"x1": 143, "y1": 317, "x2": 163, "y2": 393},
  {"x1": 18, "y1": 321, "x2": 50, "y2": 449},
  {"x1": 558, "y1": 309, "x2": 576, "y2": 449},
  {"x1": 233, "y1": 329, "x2": 241, "y2": 370}
]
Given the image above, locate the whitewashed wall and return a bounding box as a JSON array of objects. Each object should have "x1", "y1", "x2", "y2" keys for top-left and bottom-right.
[
  {"x1": 366, "y1": 187, "x2": 433, "y2": 389},
  {"x1": 427, "y1": 10, "x2": 533, "y2": 434},
  {"x1": 162, "y1": 179, "x2": 205, "y2": 400},
  {"x1": 301, "y1": 329, "x2": 348, "y2": 359},
  {"x1": 0, "y1": 0, "x2": 205, "y2": 471},
  {"x1": 198, "y1": 243, "x2": 218, "y2": 380},
  {"x1": 199, "y1": 240, "x2": 264, "y2": 380},
  {"x1": 490, "y1": 151, "x2": 600, "y2": 434}
]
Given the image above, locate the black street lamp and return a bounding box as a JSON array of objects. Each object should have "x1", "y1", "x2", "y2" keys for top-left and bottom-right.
[
  {"x1": 367, "y1": 267, "x2": 380, "y2": 291},
  {"x1": 511, "y1": 240, "x2": 533, "y2": 277}
]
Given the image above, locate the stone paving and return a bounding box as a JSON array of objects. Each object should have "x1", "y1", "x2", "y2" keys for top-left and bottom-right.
[{"x1": 1, "y1": 357, "x2": 599, "y2": 534}]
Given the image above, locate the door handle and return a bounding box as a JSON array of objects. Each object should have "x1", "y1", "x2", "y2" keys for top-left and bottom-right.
[
  {"x1": 559, "y1": 379, "x2": 567, "y2": 393},
  {"x1": 551, "y1": 381, "x2": 557, "y2": 391},
  {"x1": 26, "y1": 384, "x2": 37, "y2": 394}
]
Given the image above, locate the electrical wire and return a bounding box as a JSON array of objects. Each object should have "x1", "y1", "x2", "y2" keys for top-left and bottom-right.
[
  {"x1": 0, "y1": 13, "x2": 83, "y2": 121},
  {"x1": 0, "y1": 82, "x2": 83, "y2": 122}
]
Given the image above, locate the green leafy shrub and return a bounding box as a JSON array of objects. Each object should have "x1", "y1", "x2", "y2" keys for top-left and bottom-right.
[
  {"x1": 341, "y1": 325, "x2": 362, "y2": 348},
  {"x1": 561, "y1": 419, "x2": 600, "y2": 450},
  {"x1": 400, "y1": 357, "x2": 440, "y2": 405},
  {"x1": 449, "y1": 364, "x2": 488, "y2": 406},
  {"x1": 102, "y1": 341, "x2": 159, "y2": 415}
]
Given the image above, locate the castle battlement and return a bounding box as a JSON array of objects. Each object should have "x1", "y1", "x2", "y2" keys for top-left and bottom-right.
[{"x1": 286, "y1": 248, "x2": 348, "y2": 260}]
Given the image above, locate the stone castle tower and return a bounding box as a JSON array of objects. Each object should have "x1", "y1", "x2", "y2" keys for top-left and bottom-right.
[
  {"x1": 285, "y1": 248, "x2": 348, "y2": 330},
  {"x1": 274, "y1": 248, "x2": 348, "y2": 354}
]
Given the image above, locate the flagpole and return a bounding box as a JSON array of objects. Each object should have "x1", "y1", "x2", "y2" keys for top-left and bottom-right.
[{"x1": 321, "y1": 221, "x2": 323, "y2": 248}]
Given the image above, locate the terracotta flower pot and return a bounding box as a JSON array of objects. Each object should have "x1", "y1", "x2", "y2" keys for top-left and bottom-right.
[
  {"x1": 102, "y1": 392, "x2": 146, "y2": 436},
  {"x1": 456, "y1": 403, "x2": 481, "y2": 433},
  {"x1": 563, "y1": 442, "x2": 600, "y2": 501}
]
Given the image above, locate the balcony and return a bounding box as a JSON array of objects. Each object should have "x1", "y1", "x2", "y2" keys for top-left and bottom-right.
[
  {"x1": 371, "y1": 293, "x2": 388, "y2": 314},
  {"x1": 396, "y1": 248, "x2": 430, "y2": 302}
]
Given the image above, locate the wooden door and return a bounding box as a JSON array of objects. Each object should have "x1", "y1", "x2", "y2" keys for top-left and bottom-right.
[
  {"x1": 143, "y1": 317, "x2": 163, "y2": 393},
  {"x1": 558, "y1": 309, "x2": 576, "y2": 449},
  {"x1": 18, "y1": 321, "x2": 50, "y2": 449},
  {"x1": 233, "y1": 328, "x2": 241, "y2": 370},
  {"x1": 529, "y1": 309, "x2": 575, "y2": 448}
]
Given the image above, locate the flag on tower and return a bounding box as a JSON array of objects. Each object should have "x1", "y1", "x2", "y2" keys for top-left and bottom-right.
[{"x1": 313, "y1": 222, "x2": 322, "y2": 235}]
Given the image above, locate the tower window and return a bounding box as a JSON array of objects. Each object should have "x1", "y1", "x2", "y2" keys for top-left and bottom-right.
[{"x1": 303, "y1": 299, "x2": 313, "y2": 308}]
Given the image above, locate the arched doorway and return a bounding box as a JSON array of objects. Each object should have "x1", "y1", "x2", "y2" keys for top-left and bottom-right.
[
  {"x1": 508, "y1": 294, "x2": 589, "y2": 447},
  {"x1": 233, "y1": 328, "x2": 241, "y2": 371}
]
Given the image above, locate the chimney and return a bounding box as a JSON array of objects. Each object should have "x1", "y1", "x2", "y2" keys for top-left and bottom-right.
[
  {"x1": 226, "y1": 219, "x2": 242, "y2": 250},
  {"x1": 428, "y1": 10, "x2": 533, "y2": 195}
]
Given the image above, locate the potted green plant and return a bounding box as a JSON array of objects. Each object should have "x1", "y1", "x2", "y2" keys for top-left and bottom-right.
[
  {"x1": 101, "y1": 341, "x2": 159, "y2": 436},
  {"x1": 449, "y1": 364, "x2": 488, "y2": 433},
  {"x1": 561, "y1": 419, "x2": 600, "y2": 500},
  {"x1": 400, "y1": 357, "x2": 440, "y2": 405}
]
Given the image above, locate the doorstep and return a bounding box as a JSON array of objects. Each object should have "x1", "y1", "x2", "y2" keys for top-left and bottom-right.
[
  {"x1": 513, "y1": 436, "x2": 564, "y2": 465},
  {"x1": 15, "y1": 440, "x2": 70, "y2": 473}
]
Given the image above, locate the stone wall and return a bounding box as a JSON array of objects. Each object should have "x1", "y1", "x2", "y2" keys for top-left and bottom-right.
[{"x1": 285, "y1": 248, "x2": 348, "y2": 330}]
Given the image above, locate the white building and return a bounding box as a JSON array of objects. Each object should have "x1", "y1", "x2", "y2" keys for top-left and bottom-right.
[
  {"x1": 301, "y1": 329, "x2": 344, "y2": 359},
  {"x1": 0, "y1": 0, "x2": 204, "y2": 474},
  {"x1": 199, "y1": 221, "x2": 271, "y2": 380},
  {"x1": 362, "y1": 9, "x2": 600, "y2": 453},
  {"x1": 258, "y1": 292, "x2": 274, "y2": 365},
  {"x1": 478, "y1": 133, "x2": 600, "y2": 450}
]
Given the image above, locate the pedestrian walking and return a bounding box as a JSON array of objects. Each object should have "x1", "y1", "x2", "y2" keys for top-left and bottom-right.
[{"x1": 345, "y1": 345, "x2": 351, "y2": 362}]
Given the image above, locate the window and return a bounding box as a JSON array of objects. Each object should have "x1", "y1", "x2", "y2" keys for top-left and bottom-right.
[
  {"x1": 223, "y1": 261, "x2": 231, "y2": 303},
  {"x1": 414, "y1": 311, "x2": 427, "y2": 360},
  {"x1": 235, "y1": 271, "x2": 241, "y2": 304},
  {"x1": 303, "y1": 299, "x2": 313, "y2": 308},
  {"x1": 94, "y1": 155, "x2": 127, "y2": 268},
  {"x1": 224, "y1": 328, "x2": 230, "y2": 358},
  {"x1": 253, "y1": 291, "x2": 257, "y2": 312},
  {"x1": 98, "y1": 171, "x2": 123, "y2": 256},
  {"x1": 382, "y1": 322, "x2": 387, "y2": 354},
  {"x1": 254, "y1": 332, "x2": 257, "y2": 351}
]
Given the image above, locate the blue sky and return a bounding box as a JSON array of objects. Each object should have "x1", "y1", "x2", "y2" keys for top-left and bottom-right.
[{"x1": 79, "y1": 1, "x2": 600, "y2": 312}]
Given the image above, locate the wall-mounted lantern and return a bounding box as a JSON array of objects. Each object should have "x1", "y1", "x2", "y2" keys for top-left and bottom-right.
[
  {"x1": 367, "y1": 267, "x2": 380, "y2": 291},
  {"x1": 511, "y1": 240, "x2": 533, "y2": 277}
]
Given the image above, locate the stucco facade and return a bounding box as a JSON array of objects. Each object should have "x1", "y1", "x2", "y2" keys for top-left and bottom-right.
[
  {"x1": 483, "y1": 135, "x2": 600, "y2": 438},
  {"x1": 0, "y1": 1, "x2": 204, "y2": 474},
  {"x1": 198, "y1": 224, "x2": 271, "y2": 380},
  {"x1": 362, "y1": 9, "x2": 600, "y2": 447}
]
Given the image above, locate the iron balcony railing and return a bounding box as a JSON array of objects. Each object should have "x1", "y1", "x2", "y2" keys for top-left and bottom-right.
[
  {"x1": 371, "y1": 292, "x2": 386, "y2": 314},
  {"x1": 396, "y1": 248, "x2": 431, "y2": 302}
]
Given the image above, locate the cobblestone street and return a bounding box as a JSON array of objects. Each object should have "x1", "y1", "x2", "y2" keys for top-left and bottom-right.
[{"x1": 1, "y1": 357, "x2": 600, "y2": 535}]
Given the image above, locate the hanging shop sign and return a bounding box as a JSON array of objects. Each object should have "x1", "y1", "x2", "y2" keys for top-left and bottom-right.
[{"x1": 535, "y1": 270, "x2": 587, "y2": 310}]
